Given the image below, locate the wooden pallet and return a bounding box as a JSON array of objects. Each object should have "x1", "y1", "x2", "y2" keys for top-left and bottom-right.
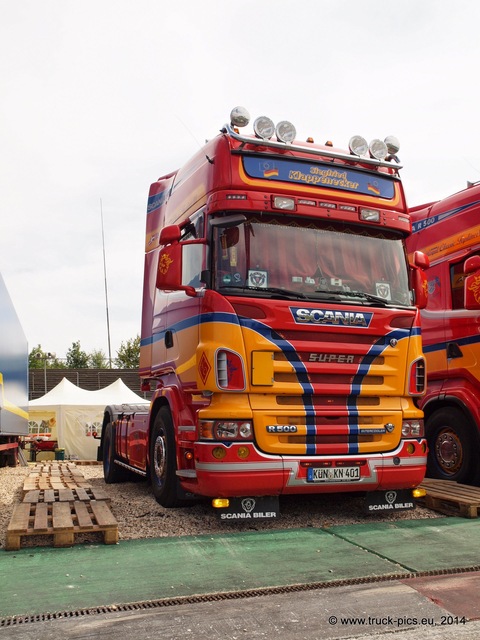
[
  {"x1": 31, "y1": 462, "x2": 81, "y2": 473},
  {"x1": 27, "y1": 463, "x2": 85, "y2": 479},
  {"x1": 5, "y1": 461, "x2": 117, "y2": 551},
  {"x1": 418, "y1": 478, "x2": 480, "y2": 518},
  {"x1": 22, "y1": 476, "x2": 91, "y2": 493},
  {"x1": 23, "y1": 464, "x2": 89, "y2": 493},
  {"x1": 5, "y1": 501, "x2": 118, "y2": 551},
  {"x1": 23, "y1": 486, "x2": 110, "y2": 504}
]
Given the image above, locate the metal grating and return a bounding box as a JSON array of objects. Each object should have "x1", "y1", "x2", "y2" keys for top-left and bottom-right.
[{"x1": 2, "y1": 565, "x2": 480, "y2": 627}]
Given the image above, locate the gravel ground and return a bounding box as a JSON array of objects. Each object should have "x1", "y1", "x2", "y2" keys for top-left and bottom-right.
[{"x1": 0, "y1": 463, "x2": 443, "y2": 549}]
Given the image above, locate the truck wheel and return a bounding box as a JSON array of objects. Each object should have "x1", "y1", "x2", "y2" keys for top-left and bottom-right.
[
  {"x1": 426, "y1": 408, "x2": 479, "y2": 484},
  {"x1": 150, "y1": 407, "x2": 186, "y2": 507},
  {"x1": 103, "y1": 422, "x2": 128, "y2": 483}
]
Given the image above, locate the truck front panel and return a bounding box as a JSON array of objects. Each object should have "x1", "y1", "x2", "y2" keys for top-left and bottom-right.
[{"x1": 148, "y1": 290, "x2": 425, "y2": 497}]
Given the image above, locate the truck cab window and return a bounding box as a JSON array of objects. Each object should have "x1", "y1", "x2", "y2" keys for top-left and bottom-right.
[
  {"x1": 181, "y1": 210, "x2": 205, "y2": 242},
  {"x1": 450, "y1": 252, "x2": 480, "y2": 310}
]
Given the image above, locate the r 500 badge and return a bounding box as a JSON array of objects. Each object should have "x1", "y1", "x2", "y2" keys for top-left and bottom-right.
[{"x1": 267, "y1": 425, "x2": 298, "y2": 433}]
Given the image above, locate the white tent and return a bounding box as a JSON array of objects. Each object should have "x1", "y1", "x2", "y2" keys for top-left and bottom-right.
[{"x1": 28, "y1": 378, "x2": 149, "y2": 460}]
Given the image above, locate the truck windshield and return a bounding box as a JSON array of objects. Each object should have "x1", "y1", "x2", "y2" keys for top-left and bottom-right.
[{"x1": 213, "y1": 215, "x2": 411, "y2": 306}]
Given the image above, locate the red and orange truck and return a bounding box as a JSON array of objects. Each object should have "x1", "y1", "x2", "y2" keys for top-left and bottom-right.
[
  {"x1": 99, "y1": 108, "x2": 428, "y2": 518},
  {"x1": 408, "y1": 181, "x2": 480, "y2": 484}
]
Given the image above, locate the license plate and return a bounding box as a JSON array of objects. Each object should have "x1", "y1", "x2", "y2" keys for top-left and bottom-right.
[{"x1": 307, "y1": 466, "x2": 361, "y2": 482}]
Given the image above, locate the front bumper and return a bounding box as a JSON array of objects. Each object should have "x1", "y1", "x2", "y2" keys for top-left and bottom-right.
[{"x1": 179, "y1": 439, "x2": 427, "y2": 498}]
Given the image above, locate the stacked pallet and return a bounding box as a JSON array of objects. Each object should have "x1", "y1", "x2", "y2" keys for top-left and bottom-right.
[
  {"x1": 6, "y1": 463, "x2": 118, "y2": 551},
  {"x1": 418, "y1": 478, "x2": 480, "y2": 518},
  {"x1": 22, "y1": 463, "x2": 90, "y2": 492}
]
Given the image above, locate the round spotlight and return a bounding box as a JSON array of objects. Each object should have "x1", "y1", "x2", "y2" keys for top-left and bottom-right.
[
  {"x1": 276, "y1": 120, "x2": 296, "y2": 143},
  {"x1": 384, "y1": 135, "x2": 400, "y2": 155},
  {"x1": 253, "y1": 116, "x2": 275, "y2": 140},
  {"x1": 230, "y1": 106, "x2": 250, "y2": 128},
  {"x1": 369, "y1": 138, "x2": 388, "y2": 160},
  {"x1": 349, "y1": 135, "x2": 368, "y2": 157}
]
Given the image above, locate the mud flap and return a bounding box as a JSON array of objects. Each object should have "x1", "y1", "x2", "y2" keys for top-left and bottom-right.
[
  {"x1": 216, "y1": 496, "x2": 280, "y2": 521},
  {"x1": 176, "y1": 479, "x2": 198, "y2": 501},
  {"x1": 365, "y1": 489, "x2": 416, "y2": 514}
]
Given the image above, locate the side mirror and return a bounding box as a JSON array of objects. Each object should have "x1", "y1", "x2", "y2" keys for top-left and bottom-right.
[
  {"x1": 156, "y1": 243, "x2": 196, "y2": 297},
  {"x1": 411, "y1": 265, "x2": 428, "y2": 309},
  {"x1": 464, "y1": 256, "x2": 480, "y2": 310},
  {"x1": 159, "y1": 224, "x2": 181, "y2": 246},
  {"x1": 413, "y1": 250, "x2": 429, "y2": 270},
  {"x1": 156, "y1": 229, "x2": 206, "y2": 298},
  {"x1": 409, "y1": 251, "x2": 429, "y2": 309},
  {"x1": 464, "y1": 255, "x2": 480, "y2": 274}
]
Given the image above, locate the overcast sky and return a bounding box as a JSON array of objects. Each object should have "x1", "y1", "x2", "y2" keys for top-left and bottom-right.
[{"x1": 1, "y1": 0, "x2": 480, "y2": 360}]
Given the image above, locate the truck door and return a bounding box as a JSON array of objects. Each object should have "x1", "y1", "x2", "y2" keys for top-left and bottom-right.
[
  {"x1": 165, "y1": 290, "x2": 201, "y2": 387},
  {"x1": 421, "y1": 261, "x2": 448, "y2": 390},
  {"x1": 446, "y1": 252, "x2": 480, "y2": 382},
  {"x1": 162, "y1": 212, "x2": 205, "y2": 386},
  {"x1": 152, "y1": 288, "x2": 168, "y2": 373}
]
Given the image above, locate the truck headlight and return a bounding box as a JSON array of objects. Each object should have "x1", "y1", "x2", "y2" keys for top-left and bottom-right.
[{"x1": 401, "y1": 419, "x2": 424, "y2": 438}]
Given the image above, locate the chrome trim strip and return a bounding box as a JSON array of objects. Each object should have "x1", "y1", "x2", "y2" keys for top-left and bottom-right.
[
  {"x1": 176, "y1": 469, "x2": 197, "y2": 478},
  {"x1": 114, "y1": 459, "x2": 147, "y2": 477}
]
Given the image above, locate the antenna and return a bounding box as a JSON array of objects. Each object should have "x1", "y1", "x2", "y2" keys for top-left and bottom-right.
[
  {"x1": 174, "y1": 114, "x2": 213, "y2": 163},
  {"x1": 100, "y1": 198, "x2": 112, "y2": 368}
]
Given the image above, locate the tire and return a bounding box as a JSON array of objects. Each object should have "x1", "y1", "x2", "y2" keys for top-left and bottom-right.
[
  {"x1": 103, "y1": 422, "x2": 128, "y2": 483},
  {"x1": 426, "y1": 408, "x2": 480, "y2": 484},
  {"x1": 149, "y1": 407, "x2": 187, "y2": 507}
]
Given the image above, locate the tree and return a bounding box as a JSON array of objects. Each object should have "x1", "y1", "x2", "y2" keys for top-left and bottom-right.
[
  {"x1": 88, "y1": 348, "x2": 108, "y2": 369},
  {"x1": 115, "y1": 335, "x2": 140, "y2": 369},
  {"x1": 29, "y1": 345, "x2": 46, "y2": 370},
  {"x1": 65, "y1": 341, "x2": 89, "y2": 368},
  {"x1": 28, "y1": 345, "x2": 64, "y2": 369}
]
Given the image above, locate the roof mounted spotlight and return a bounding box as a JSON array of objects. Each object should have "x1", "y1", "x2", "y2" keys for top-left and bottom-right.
[
  {"x1": 230, "y1": 106, "x2": 250, "y2": 128},
  {"x1": 276, "y1": 120, "x2": 296, "y2": 144},
  {"x1": 384, "y1": 136, "x2": 400, "y2": 162},
  {"x1": 349, "y1": 135, "x2": 368, "y2": 157},
  {"x1": 369, "y1": 138, "x2": 388, "y2": 161},
  {"x1": 253, "y1": 116, "x2": 275, "y2": 140},
  {"x1": 385, "y1": 136, "x2": 400, "y2": 155}
]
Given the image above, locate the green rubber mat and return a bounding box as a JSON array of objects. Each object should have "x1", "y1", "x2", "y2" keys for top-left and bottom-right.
[
  {"x1": 329, "y1": 517, "x2": 480, "y2": 572},
  {"x1": 1, "y1": 518, "x2": 479, "y2": 619}
]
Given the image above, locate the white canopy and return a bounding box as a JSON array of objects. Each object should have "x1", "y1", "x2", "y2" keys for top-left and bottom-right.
[{"x1": 28, "y1": 377, "x2": 149, "y2": 460}]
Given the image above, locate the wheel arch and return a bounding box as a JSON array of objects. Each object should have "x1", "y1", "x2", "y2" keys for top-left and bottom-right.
[
  {"x1": 423, "y1": 395, "x2": 480, "y2": 444},
  {"x1": 98, "y1": 403, "x2": 150, "y2": 461},
  {"x1": 98, "y1": 405, "x2": 121, "y2": 461},
  {"x1": 424, "y1": 397, "x2": 480, "y2": 483},
  {"x1": 146, "y1": 389, "x2": 185, "y2": 468}
]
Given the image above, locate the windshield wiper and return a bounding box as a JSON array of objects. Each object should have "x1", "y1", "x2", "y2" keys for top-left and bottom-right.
[
  {"x1": 319, "y1": 289, "x2": 391, "y2": 306},
  {"x1": 219, "y1": 285, "x2": 307, "y2": 300},
  {"x1": 220, "y1": 285, "x2": 396, "y2": 305}
]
